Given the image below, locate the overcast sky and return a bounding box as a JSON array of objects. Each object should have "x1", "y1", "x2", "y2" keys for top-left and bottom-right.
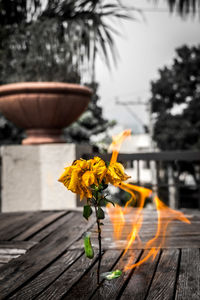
[{"x1": 95, "y1": 0, "x2": 200, "y2": 134}]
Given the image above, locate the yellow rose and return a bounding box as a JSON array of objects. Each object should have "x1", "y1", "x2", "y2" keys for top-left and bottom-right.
[
  {"x1": 58, "y1": 157, "x2": 130, "y2": 200},
  {"x1": 106, "y1": 162, "x2": 130, "y2": 185}
]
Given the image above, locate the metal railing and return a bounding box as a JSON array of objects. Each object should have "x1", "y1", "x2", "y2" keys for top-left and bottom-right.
[{"x1": 82, "y1": 151, "x2": 200, "y2": 209}]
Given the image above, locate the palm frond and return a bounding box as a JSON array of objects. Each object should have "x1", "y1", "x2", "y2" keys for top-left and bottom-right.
[
  {"x1": 39, "y1": 0, "x2": 137, "y2": 76},
  {"x1": 165, "y1": 0, "x2": 200, "y2": 16}
]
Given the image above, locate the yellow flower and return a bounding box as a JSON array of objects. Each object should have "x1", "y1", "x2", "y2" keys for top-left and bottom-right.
[
  {"x1": 90, "y1": 156, "x2": 107, "y2": 183},
  {"x1": 58, "y1": 157, "x2": 108, "y2": 200},
  {"x1": 82, "y1": 171, "x2": 96, "y2": 187},
  {"x1": 58, "y1": 159, "x2": 90, "y2": 199},
  {"x1": 58, "y1": 156, "x2": 130, "y2": 200},
  {"x1": 105, "y1": 162, "x2": 130, "y2": 185}
]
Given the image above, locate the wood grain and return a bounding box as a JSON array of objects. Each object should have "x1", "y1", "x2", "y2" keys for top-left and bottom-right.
[
  {"x1": 0, "y1": 209, "x2": 199, "y2": 299},
  {"x1": 0, "y1": 212, "x2": 94, "y2": 299},
  {"x1": 37, "y1": 253, "x2": 99, "y2": 300},
  {"x1": 120, "y1": 250, "x2": 161, "y2": 300},
  {"x1": 146, "y1": 249, "x2": 180, "y2": 300},
  {"x1": 63, "y1": 250, "x2": 122, "y2": 300},
  {"x1": 14, "y1": 211, "x2": 66, "y2": 241},
  {"x1": 0, "y1": 212, "x2": 34, "y2": 239},
  {"x1": 0, "y1": 211, "x2": 54, "y2": 240},
  {"x1": 90, "y1": 250, "x2": 142, "y2": 300},
  {"x1": 0, "y1": 254, "x2": 20, "y2": 263},
  {"x1": 9, "y1": 250, "x2": 83, "y2": 300},
  {"x1": 175, "y1": 248, "x2": 200, "y2": 300},
  {"x1": 29, "y1": 211, "x2": 76, "y2": 242},
  {"x1": 0, "y1": 241, "x2": 36, "y2": 250}
]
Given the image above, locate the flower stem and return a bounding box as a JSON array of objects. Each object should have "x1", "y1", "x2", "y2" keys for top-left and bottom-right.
[{"x1": 94, "y1": 204, "x2": 102, "y2": 285}]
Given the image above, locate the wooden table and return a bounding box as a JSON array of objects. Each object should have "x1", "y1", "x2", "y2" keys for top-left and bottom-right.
[{"x1": 0, "y1": 209, "x2": 199, "y2": 299}]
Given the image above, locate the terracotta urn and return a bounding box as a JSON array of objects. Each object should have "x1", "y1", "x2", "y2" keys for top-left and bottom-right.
[{"x1": 0, "y1": 82, "x2": 92, "y2": 144}]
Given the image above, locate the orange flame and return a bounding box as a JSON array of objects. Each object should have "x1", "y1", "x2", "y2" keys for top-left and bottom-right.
[
  {"x1": 106, "y1": 130, "x2": 191, "y2": 271},
  {"x1": 109, "y1": 129, "x2": 131, "y2": 164}
]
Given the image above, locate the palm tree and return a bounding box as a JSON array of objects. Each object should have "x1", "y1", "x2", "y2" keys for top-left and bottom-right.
[{"x1": 0, "y1": 0, "x2": 134, "y2": 83}]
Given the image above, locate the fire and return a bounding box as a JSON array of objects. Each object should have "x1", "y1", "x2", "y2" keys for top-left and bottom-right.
[
  {"x1": 106, "y1": 130, "x2": 190, "y2": 271},
  {"x1": 109, "y1": 129, "x2": 131, "y2": 164},
  {"x1": 107, "y1": 203, "x2": 125, "y2": 241}
]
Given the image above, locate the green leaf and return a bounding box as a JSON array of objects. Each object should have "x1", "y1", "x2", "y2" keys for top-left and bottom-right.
[
  {"x1": 104, "y1": 269, "x2": 122, "y2": 280},
  {"x1": 91, "y1": 184, "x2": 96, "y2": 190},
  {"x1": 99, "y1": 198, "x2": 106, "y2": 206},
  {"x1": 98, "y1": 183, "x2": 103, "y2": 190},
  {"x1": 83, "y1": 205, "x2": 93, "y2": 220},
  {"x1": 97, "y1": 192, "x2": 102, "y2": 200},
  {"x1": 97, "y1": 207, "x2": 105, "y2": 219},
  {"x1": 84, "y1": 233, "x2": 94, "y2": 259}
]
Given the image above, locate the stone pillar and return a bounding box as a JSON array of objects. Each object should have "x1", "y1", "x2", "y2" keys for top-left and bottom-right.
[{"x1": 0, "y1": 144, "x2": 92, "y2": 212}]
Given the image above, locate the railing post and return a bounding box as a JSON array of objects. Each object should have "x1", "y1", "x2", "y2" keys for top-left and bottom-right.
[
  {"x1": 136, "y1": 160, "x2": 140, "y2": 185},
  {"x1": 150, "y1": 160, "x2": 158, "y2": 200},
  {"x1": 0, "y1": 149, "x2": 1, "y2": 212},
  {"x1": 168, "y1": 163, "x2": 178, "y2": 209}
]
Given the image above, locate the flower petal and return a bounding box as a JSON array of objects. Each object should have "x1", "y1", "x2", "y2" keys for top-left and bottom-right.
[{"x1": 82, "y1": 171, "x2": 95, "y2": 187}]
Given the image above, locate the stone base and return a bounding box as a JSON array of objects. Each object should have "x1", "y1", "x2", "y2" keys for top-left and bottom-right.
[
  {"x1": 0, "y1": 144, "x2": 92, "y2": 212},
  {"x1": 22, "y1": 129, "x2": 65, "y2": 145}
]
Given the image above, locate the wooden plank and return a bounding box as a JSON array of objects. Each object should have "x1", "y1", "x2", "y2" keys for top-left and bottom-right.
[
  {"x1": 81, "y1": 223, "x2": 197, "y2": 236},
  {"x1": 0, "y1": 254, "x2": 20, "y2": 263},
  {"x1": 29, "y1": 212, "x2": 78, "y2": 242},
  {"x1": 0, "y1": 241, "x2": 37, "y2": 250},
  {"x1": 0, "y1": 212, "x2": 95, "y2": 299},
  {"x1": 89, "y1": 226, "x2": 200, "y2": 239},
  {"x1": 0, "y1": 238, "x2": 30, "y2": 265},
  {"x1": 93, "y1": 231, "x2": 200, "y2": 240},
  {"x1": 0, "y1": 212, "x2": 25, "y2": 219},
  {"x1": 63, "y1": 250, "x2": 122, "y2": 300},
  {"x1": 0, "y1": 211, "x2": 53, "y2": 240},
  {"x1": 69, "y1": 235, "x2": 200, "y2": 250},
  {"x1": 120, "y1": 250, "x2": 161, "y2": 300},
  {"x1": 37, "y1": 253, "x2": 99, "y2": 300},
  {"x1": 14, "y1": 211, "x2": 66, "y2": 241},
  {"x1": 146, "y1": 249, "x2": 180, "y2": 300},
  {"x1": 175, "y1": 248, "x2": 200, "y2": 300},
  {"x1": 9, "y1": 250, "x2": 83, "y2": 300},
  {"x1": 0, "y1": 212, "x2": 34, "y2": 238},
  {"x1": 0, "y1": 248, "x2": 26, "y2": 255},
  {"x1": 163, "y1": 236, "x2": 200, "y2": 249},
  {"x1": 90, "y1": 250, "x2": 142, "y2": 300},
  {"x1": 0, "y1": 212, "x2": 32, "y2": 232}
]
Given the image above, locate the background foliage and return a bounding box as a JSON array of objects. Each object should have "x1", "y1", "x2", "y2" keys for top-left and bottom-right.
[
  {"x1": 151, "y1": 45, "x2": 200, "y2": 150},
  {"x1": 0, "y1": 0, "x2": 133, "y2": 144},
  {"x1": 0, "y1": 0, "x2": 200, "y2": 145}
]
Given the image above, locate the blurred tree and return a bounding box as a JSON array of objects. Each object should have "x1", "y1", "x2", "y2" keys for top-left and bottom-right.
[
  {"x1": 63, "y1": 82, "x2": 115, "y2": 143},
  {"x1": 150, "y1": 45, "x2": 200, "y2": 150}
]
